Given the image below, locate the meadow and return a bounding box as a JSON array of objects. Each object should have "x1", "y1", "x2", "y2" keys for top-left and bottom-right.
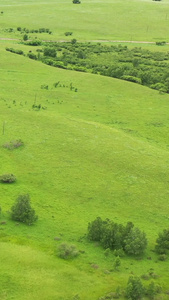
[{"x1": 1, "y1": 0, "x2": 169, "y2": 299}]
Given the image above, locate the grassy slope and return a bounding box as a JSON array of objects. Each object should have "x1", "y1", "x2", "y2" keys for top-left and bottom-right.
[
  {"x1": 1, "y1": 0, "x2": 169, "y2": 299},
  {"x1": 1, "y1": 0, "x2": 169, "y2": 42},
  {"x1": 1, "y1": 44, "x2": 169, "y2": 299}
]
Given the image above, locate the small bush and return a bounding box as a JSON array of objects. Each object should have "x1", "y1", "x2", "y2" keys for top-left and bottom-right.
[
  {"x1": 104, "y1": 248, "x2": 111, "y2": 257},
  {"x1": 0, "y1": 174, "x2": 16, "y2": 183},
  {"x1": 114, "y1": 248, "x2": 125, "y2": 257},
  {"x1": 158, "y1": 254, "x2": 167, "y2": 261},
  {"x1": 64, "y1": 32, "x2": 73, "y2": 36},
  {"x1": 27, "y1": 52, "x2": 37, "y2": 60},
  {"x1": 57, "y1": 242, "x2": 79, "y2": 259}
]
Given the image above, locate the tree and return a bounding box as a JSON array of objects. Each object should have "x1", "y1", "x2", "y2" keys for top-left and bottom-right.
[
  {"x1": 126, "y1": 276, "x2": 145, "y2": 300},
  {"x1": 88, "y1": 217, "x2": 104, "y2": 241},
  {"x1": 43, "y1": 47, "x2": 56, "y2": 58},
  {"x1": 155, "y1": 228, "x2": 169, "y2": 254},
  {"x1": 124, "y1": 227, "x2": 147, "y2": 256},
  {"x1": 72, "y1": 0, "x2": 81, "y2": 3},
  {"x1": 10, "y1": 194, "x2": 38, "y2": 225}
]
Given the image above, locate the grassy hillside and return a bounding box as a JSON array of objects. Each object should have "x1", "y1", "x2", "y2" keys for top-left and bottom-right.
[
  {"x1": 1, "y1": 0, "x2": 169, "y2": 299},
  {"x1": 1, "y1": 43, "x2": 169, "y2": 299}
]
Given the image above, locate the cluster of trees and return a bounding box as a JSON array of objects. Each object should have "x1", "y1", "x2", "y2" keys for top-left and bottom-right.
[
  {"x1": 125, "y1": 275, "x2": 161, "y2": 300},
  {"x1": 99, "y1": 275, "x2": 162, "y2": 300},
  {"x1": 88, "y1": 217, "x2": 169, "y2": 260},
  {"x1": 88, "y1": 217, "x2": 147, "y2": 256},
  {"x1": 19, "y1": 41, "x2": 169, "y2": 93}
]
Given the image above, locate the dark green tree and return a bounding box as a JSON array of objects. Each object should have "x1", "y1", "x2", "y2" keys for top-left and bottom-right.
[
  {"x1": 126, "y1": 276, "x2": 145, "y2": 300},
  {"x1": 101, "y1": 221, "x2": 125, "y2": 250},
  {"x1": 87, "y1": 217, "x2": 104, "y2": 241},
  {"x1": 155, "y1": 228, "x2": 169, "y2": 254},
  {"x1": 124, "y1": 227, "x2": 147, "y2": 256},
  {"x1": 11, "y1": 194, "x2": 38, "y2": 225},
  {"x1": 44, "y1": 47, "x2": 56, "y2": 58},
  {"x1": 72, "y1": 0, "x2": 81, "y2": 3}
]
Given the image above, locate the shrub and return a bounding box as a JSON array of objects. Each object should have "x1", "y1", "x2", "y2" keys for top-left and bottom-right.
[
  {"x1": 6, "y1": 48, "x2": 24, "y2": 55},
  {"x1": 3, "y1": 139, "x2": 24, "y2": 150},
  {"x1": 114, "y1": 248, "x2": 125, "y2": 257},
  {"x1": 27, "y1": 53, "x2": 37, "y2": 60},
  {"x1": 121, "y1": 75, "x2": 142, "y2": 84},
  {"x1": 57, "y1": 243, "x2": 79, "y2": 259},
  {"x1": 64, "y1": 32, "x2": 73, "y2": 36},
  {"x1": 10, "y1": 194, "x2": 38, "y2": 225},
  {"x1": 0, "y1": 174, "x2": 16, "y2": 183},
  {"x1": 71, "y1": 38, "x2": 77, "y2": 44},
  {"x1": 25, "y1": 40, "x2": 41, "y2": 46},
  {"x1": 104, "y1": 248, "x2": 111, "y2": 257},
  {"x1": 158, "y1": 254, "x2": 167, "y2": 261},
  {"x1": 23, "y1": 34, "x2": 28, "y2": 41}
]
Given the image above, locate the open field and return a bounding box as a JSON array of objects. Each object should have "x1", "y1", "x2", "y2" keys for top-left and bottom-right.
[{"x1": 1, "y1": 0, "x2": 169, "y2": 299}]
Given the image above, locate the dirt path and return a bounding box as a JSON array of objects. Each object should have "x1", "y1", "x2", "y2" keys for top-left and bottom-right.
[{"x1": 0, "y1": 37, "x2": 168, "y2": 45}]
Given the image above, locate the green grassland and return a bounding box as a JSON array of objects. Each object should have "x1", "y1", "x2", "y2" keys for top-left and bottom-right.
[
  {"x1": 1, "y1": 0, "x2": 169, "y2": 42},
  {"x1": 1, "y1": 0, "x2": 169, "y2": 299}
]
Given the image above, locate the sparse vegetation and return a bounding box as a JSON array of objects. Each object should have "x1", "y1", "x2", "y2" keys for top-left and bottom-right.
[{"x1": 1, "y1": 0, "x2": 169, "y2": 299}]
